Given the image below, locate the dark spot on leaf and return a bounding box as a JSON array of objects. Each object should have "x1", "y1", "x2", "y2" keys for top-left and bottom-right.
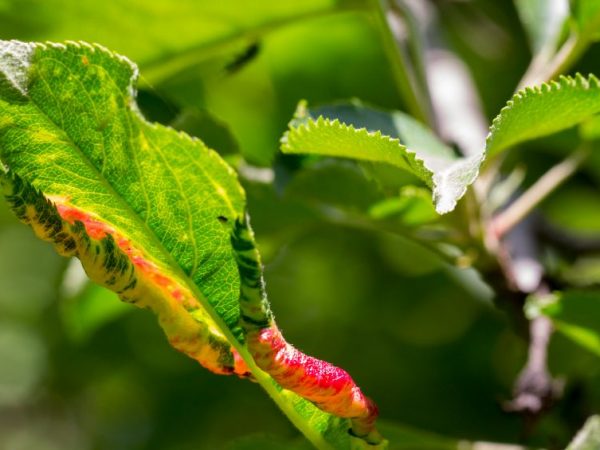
[
  {"x1": 225, "y1": 42, "x2": 260, "y2": 74},
  {"x1": 217, "y1": 216, "x2": 228, "y2": 224}
]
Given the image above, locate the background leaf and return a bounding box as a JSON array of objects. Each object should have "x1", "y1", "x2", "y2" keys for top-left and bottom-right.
[
  {"x1": 514, "y1": 0, "x2": 569, "y2": 55},
  {"x1": 566, "y1": 416, "x2": 600, "y2": 450},
  {"x1": 0, "y1": 0, "x2": 357, "y2": 84},
  {"x1": 368, "y1": 186, "x2": 437, "y2": 226},
  {"x1": 525, "y1": 291, "x2": 600, "y2": 357},
  {"x1": 60, "y1": 277, "x2": 132, "y2": 343},
  {"x1": 281, "y1": 102, "x2": 482, "y2": 214},
  {"x1": 170, "y1": 107, "x2": 239, "y2": 157},
  {"x1": 573, "y1": 0, "x2": 600, "y2": 43}
]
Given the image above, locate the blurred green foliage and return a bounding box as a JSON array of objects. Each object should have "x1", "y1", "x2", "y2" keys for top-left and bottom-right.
[{"x1": 0, "y1": 0, "x2": 599, "y2": 449}]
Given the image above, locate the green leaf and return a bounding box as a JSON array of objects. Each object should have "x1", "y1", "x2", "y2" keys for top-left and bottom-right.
[
  {"x1": 573, "y1": 0, "x2": 600, "y2": 43},
  {"x1": 486, "y1": 74, "x2": 600, "y2": 157},
  {"x1": 170, "y1": 107, "x2": 240, "y2": 157},
  {"x1": 525, "y1": 291, "x2": 600, "y2": 357},
  {"x1": 0, "y1": 225, "x2": 64, "y2": 318},
  {"x1": 281, "y1": 102, "x2": 483, "y2": 214},
  {"x1": 541, "y1": 183, "x2": 600, "y2": 234},
  {"x1": 284, "y1": 160, "x2": 383, "y2": 213},
  {"x1": 0, "y1": 0, "x2": 354, "y2": 84},
  {"x1": 0, "y1": 321, "x2": 46, "y2": 407},
  {"x1": 368, "y1": 186, "x2": 437, "y2": 226},
  {"x1": 0, "y1": 41, "x2": 383, "y2": 450},
  {"x1": 558, "y1": 256, "x2": 600, "y2": 288},
  {"x1": 580, "y1": 113, "x2": 600, "y2": 140},
  {"x1": 60, "y1": 279, "x2": 132, "y2": 343},
  {"x1": 514, "y1": 0, "x2": 568, "y2": 54},
  {"x1": 566, "y1": 416, "x2": 600, "y2": 450}
]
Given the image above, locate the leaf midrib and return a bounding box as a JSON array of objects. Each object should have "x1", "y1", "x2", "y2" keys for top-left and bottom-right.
[{"x1": 22, "y1": 52, "x2": 244, "y2": 352}]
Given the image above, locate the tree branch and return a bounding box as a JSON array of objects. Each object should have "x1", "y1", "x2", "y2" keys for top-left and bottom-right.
[
  {"x1": 491, "y1": 149, "x2": 588, "y2": 239},
  {"x1": 505, "y1": 314, "x2": 562, "y2": 418}
]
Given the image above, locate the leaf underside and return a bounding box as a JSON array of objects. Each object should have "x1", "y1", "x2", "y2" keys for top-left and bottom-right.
[
  {"x1": 0, "y1": 40, "x2": 385, "y2": 450},
  {"x1": 281, "y1": 102, "x2": 483, "y2": 215}
]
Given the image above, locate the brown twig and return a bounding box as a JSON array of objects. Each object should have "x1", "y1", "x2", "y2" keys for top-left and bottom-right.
[
  {"x1": 505, "y1": 314, "x2": 559, "y2": 412},
  {"x1": 487, "y1": 215, "x2": 562, "y2": 430},
  {"x1": 491, "y1": 149, "x2": 588, "y2": 240}
]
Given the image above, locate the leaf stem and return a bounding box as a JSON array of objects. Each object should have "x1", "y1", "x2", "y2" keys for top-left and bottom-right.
[
  {"x1": 518, "y1": 32, "x2": 589, "y2": 89},
  {"x1": 491, "y1": 147, "x2": 589, "y2": 239},
  {"x1": 369, "y1": 0, "x2": 431, "y2": 125},
  {"x1": 237, "y1": 349, "x2": 337, "y2": 450},
  {"x1": 388, "y1": 1, "x2": 435, "y2": 125}
]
